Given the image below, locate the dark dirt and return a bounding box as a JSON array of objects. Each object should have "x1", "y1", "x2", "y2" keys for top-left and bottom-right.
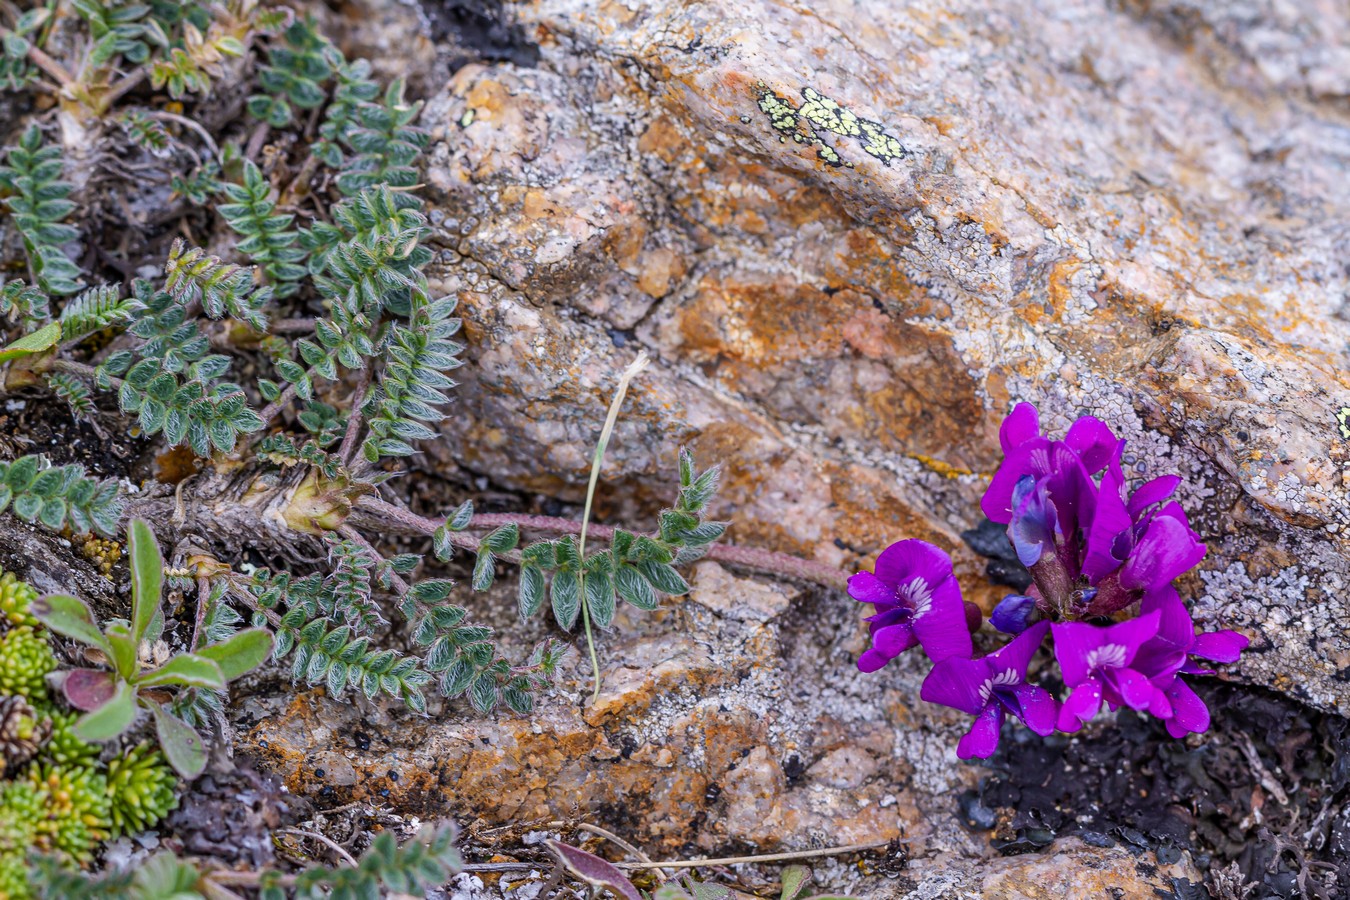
[
  {"x1": 163, "y1": 758, "x2": 299, "y2": 868},
  {"x1": 421, "y1": 0, "x2": 541, "y2": 71},
  {"x1": 966, "y1": 682, "x2": 1350, "y2": 898}
]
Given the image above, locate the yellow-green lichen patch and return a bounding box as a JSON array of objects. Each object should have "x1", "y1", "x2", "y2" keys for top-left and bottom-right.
[
  {"x1": 756, "y1": 88, "x2": 800, "y2": 136},
  {"x1": 751, "y1": 83, "x2": 910, "y2": 168},
  {"x1": 1338, "y1": 406, "x2": 1349, "y2": 440}
]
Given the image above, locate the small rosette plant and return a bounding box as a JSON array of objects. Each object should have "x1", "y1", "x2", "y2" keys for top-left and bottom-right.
[
  {"x1": 852, "y1": 403, "x2": 1249, "y2": 759},
  {"x1": 32, "y1": 519, "x2": 273, "y2": 777}
]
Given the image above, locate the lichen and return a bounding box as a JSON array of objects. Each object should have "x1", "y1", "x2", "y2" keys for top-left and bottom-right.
[{"x1": 751, "y1": 84, "x2": 909, "y2": 169}]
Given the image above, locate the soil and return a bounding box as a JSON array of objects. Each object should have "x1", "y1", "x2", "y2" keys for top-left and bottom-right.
[{"x1": 969, "y1": 683, "x2": 1350, "y2": 898}]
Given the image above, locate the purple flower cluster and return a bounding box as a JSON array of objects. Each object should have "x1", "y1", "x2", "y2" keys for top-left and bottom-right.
[{"x1": 850, "y1": 403, "x2": 1248, "y2": 759}]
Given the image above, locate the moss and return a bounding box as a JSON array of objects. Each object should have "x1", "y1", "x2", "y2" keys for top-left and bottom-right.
[
  {"x1": 105, "y1": 743, "x2": 178, "y2": 836},
  {"x1": 0, "y1": 572, "x2": 37, "y2": 630},
  {"x1": 0, "y1": 628, "x2": 55, "y2": 700}
]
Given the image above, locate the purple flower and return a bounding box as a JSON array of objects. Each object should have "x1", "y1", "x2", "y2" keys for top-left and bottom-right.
[
  {"x1": 1053, "y1": 611, "x2": 1164, "y2": 732},
  {"x1": 1131, "y1": 588, "x2": 1250, "y2": 737},
  {"x1": 849, "y1": 540, "x2": 973, "y2": 672},
  {"x1": 921, "y1": 621, "x2": 1056, "y2": 759},
  {"x1": 990, "y1": 594, "x2": 1037, "y2": 634},
  {"x1": 982, "y1": 403, "x2": 1117, "y2": 525}
]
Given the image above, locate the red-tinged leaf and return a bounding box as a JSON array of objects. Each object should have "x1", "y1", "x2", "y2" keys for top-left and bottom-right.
[
  {"x1": 73, "y1": 679, "x2": 137, "y2": 742},
  {"x1": 61, "y1": 668, "x2": 118, "y2": 711},
  {"x1": 545, "y1": 841, "x2": 642, "y2": 900}
]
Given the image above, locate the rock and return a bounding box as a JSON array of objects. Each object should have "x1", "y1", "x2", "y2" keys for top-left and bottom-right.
[
  {"x1": 970, "y1": 838, "x2": 1203, "y2": 899},
  {"x1": 242, "y1": 563, "x2": 973, "y2": 855},
  {"x1": 415, "y1": 0, "x2": 1350, "y2": 713}
]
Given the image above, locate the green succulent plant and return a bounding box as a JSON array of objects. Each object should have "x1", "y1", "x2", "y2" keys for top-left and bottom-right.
[
  {"x1": 0, "y1": 778, "x2": 41, "y2": 899},
  {"x1": 26, "y1": 761, "x2": 112, "y2": 863},
  {"x1": 0, "y1": 627, "x2": 55, "y2": 699},
  {"x1": 39, "y1": 712, "x2": 99, "y2": 769},
  {"x1": 104, "y1": 742, "x2": 177, "y2": 837},
  {"x1": 0, "y1": 570, "x2": 38, "y2": 629},
  {"x1": 33, "y1": 519, "x2": 274, "y2": 778}
]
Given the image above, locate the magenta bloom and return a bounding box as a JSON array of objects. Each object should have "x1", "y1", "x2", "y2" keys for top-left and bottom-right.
[
  {"x1": 1131, "y1": 588, "x2": 1250, "y2": 737},
  {"x1": 1053, "y1": 612, "x2": 1164, "y2": 732},
  {"x1": 849, "y1": 540, "x2": 973, "y2": 672},
  {"x1": 921, "y1": 622, "x2": 1056, "y2": 759},
  {"x1": 981, "y1": 404, "x2": 1208, "y2": 622},
  {"x1": 852, "y1": 401, "x2": 1247, "y2": 755}
]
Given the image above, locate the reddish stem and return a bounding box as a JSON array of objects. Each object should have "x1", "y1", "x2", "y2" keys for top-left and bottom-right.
[{"x1": 354, "y1": 496, "x2": 849, "y2": 590}]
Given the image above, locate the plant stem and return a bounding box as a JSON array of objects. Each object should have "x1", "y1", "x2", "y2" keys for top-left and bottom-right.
[
  {"x1": 577, "y1": 350, "x2": 649, "y2": 702},
  {"x1": 5, "y1": 31, "x2": 73, "y2": 87},
  {"x1": 612, "y1": 839, "x2": 895, "y2": 870},
  {"x1": 338, "y1": 365, "x2": 372, "y2": 464},
  {"x1": 271, "y1": 317, "x2": 316, "y2": 334},
  {"x1": 258, "y1": 380, "x2": 299, "y2": 424},
  {"x1": 354, "y1": 496, "x2": 849, "y2": 591},
  {"x1": 50, "y1": 357, "x2": 123, "y2": 388}
]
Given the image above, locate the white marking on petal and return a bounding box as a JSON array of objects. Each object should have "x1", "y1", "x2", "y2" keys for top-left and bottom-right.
[
  {"x1": 1086, "y1": 643, "x2": 1127, "y2": 671},
  {"x1": 978, "y1": 668, "x2": 1021, "y2": 703},
  {"x1": 903, "y1": 578, "x2": 933, "y2": 618}
]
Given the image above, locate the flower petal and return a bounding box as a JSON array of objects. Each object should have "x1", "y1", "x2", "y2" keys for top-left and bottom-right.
[
  {"x1": 847, "y1": 570, "x2": 895, "y2": 607},
  {"x1": 990, "y1": 594, "x2": 1037, "y2": 635},
  {"x1": 1010, "y1": 683, "x2": 1057, "y2": 736},
  {"x1": 912, "y1": 577, "x2": 974, "y2": 662},
  {"x1": 1164, "y1": 677, "x2": 1210, "y2": 737},
  {"x1": 1082, "y1": 449, "x2": 1132, "y2": 583},
  {"x1": 921, "y1": 656, "x2": 991, "y2": 715},
  {"x1": 1056, "y1": 678, "x2": 1103, "y2": 732},
  {"x1": 999, "y1": 402, "x2": 1041, "y2": 453},
  {"x1": 1192, "y1": 629, "x2": 1249, "y2": 664},
  {"x1": 1127, "y1": 475, "x2": 1181, "y2": 519},
  {"x1": 872, "y1": 540, "x2": 955, "y2": 593},
  {"x1": 957, "y1": 705, "x2": 1004, "y2": 759},
  {"x1": 1132, "y1": 587, "x2": 1193, "y2": 679},
  {"x1": 981, "y1": 438, "x2": 1052, "y2": 524},
  {"x1": 1053, "y1": 612, "x2": 1160, "y2": 686},
  {"x1": 1009, "y1": 476, "x2": 1058, "y2": 567},
  {"x1": 858, "y1": 622, "x2": 918, "y2": 672},
  {"x1": 989, "y1": 620, "x2": 1051, "y2": 675},
  {"x1": 1114, "y1": 667, "x2": 1155, "y2": 710},
  {"x1": 1121, "y1": 508, "x2": 1206, "y2": 593},
  {"x1": 1064, "y1": 416, "x2": 1118, "y2": 473}
]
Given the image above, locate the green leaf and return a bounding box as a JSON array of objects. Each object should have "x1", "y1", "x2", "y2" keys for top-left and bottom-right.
[
  {"x1": 550, "y1": 569, "x2": 580, "y2": 629},
  {"x1": 432, "y1": 524, "x2": 454, "y2": 562},
  {"x1": 104, "y1": 621, "x2": 140, "y2": 680},
  {"x1": 781, "y1": 866, "x2": 812, "y2": 900},
  {"x1": 471, "y1": 550, "x2": 495, "y2": 592},
  {"x1": 636, "y1": 560, "x2": 690, "y2": 596},
  {"x1": 128, "y1": 518, "x2": 163, "y2": 642},
  {"x1": 481, "y1": 523, "x2": 519, "y2": 553},
  {"x1": 137, "y1": 653, "x2": 227, "y2": 690},
  {"x1": 518, "y1": 564, "x2": 544, "y2": 619},
  {"x1": 150, "y1": 701, "x2": 208, "y2": 778},
  {"x1": 73, "y1": 679, "x2": 137, "y2": 742},
  {"x1": 584, "y1": 566, "x2": 615, "y2": 629},
  {"x1": 614, "y1": 564, "x2": 657, "y2": 610},
  {"x1": 469, "y1": 674, "x2": 498, "y2": 713},
  {"x1": 31, "y1": 593, "x2": 112, "y2": 655},
  {"x1": 0, "y1": 318, "x2": 59, "y2": 362},
  {"x1": 194, "y1": 628, "x2": 274, "y2": 680},
  {"x1": 447, "y1": 499, "x2": 473, "y2": 530}
]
